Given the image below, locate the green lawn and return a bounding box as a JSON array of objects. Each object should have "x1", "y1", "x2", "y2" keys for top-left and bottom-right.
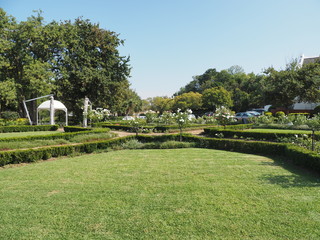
[
  {"x1": 0, "y1": 131, "x2": 60, "y2": 138},
  {"x1": 0, "y1": 149, "x2": 319, "y2": 239},
  {"x1": 246, "y1": 128, "x2": 312, "y2": 134},
  {"x1": 0, "y1": 132, "x2": 115, "y2": 151}
]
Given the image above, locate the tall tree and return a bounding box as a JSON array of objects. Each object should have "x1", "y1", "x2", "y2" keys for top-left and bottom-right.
[
  {"x1": 263, "y1": 64, "x2": 302, "y2": 111},
  {"x1": 202, "y1": 87, "x2": 233, "y2": 111},
  {"x1": 52, "y1": 18, "x2": 131, "y2": 121},
  {"x1": 172, "y1": 92, "x2": 202, "y2": 111}
]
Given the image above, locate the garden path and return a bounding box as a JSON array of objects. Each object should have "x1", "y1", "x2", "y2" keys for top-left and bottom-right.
[{"x1": 110, "y1": 129, "x2": 204, "y2": 138}]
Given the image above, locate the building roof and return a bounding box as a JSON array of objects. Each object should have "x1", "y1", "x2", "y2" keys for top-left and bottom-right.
[
  {"x1": 37, "y1": 100, "x2": 67, "y2": 112},
  {"x1": 298, "y1": 54, "x2": 320, "y2": 67}
]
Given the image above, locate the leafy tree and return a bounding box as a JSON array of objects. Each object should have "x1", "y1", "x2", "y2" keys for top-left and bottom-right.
[
  {"x1": 263, "y1": 63, "x2": 302, "y2": 112},
  {"x1": 0, "y1": 9, "x2": 134, "y2": 123},
  {"x1": 120, "y1": 89, "x2": 142, "y2": 115},
  {"x1": 202, "y1": 87, "x2": 233, "y2": 111},
  {"x1": 172, "y1": 91, "x2": 202, "y2": 111},
  {"x1": 0, "y1": 79, "x2": 17, "y2": 111},
  {"x1": 150, "y1": 96, "x2": 173, "y2": 114},
  {"x1": 296, "y1": 62, "x2": 320, "y2": 103},
  {"x1": 0, "y1": 11, "x2": 54, "y2": 120},
  {"x1": 52, "y1": 18, "x2": 131, "y2": 121}
]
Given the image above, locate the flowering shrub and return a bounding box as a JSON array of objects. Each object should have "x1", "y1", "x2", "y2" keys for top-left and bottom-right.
[
  {"x1": 158, "y1": 111, "x2": 176, "y2": 125},
  {"x1": 128, "y1": 119, "x2": 146, "y2": 135},
  {"x1": 175, "y1": 109, "x2": 192, "y2": 141},
  {"x1": 214, "y1": 106, "x2": 236, "y2": 127},
  {"x1": 87, "y1": 108, "x2": 110, "y2": 123},
  {"x1": 145, "y1": 110, "x2": 158, "y2": 123}
]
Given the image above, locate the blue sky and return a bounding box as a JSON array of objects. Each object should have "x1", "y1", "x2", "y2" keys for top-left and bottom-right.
[{"x1": 2, "y1": 0, "x2": 320, "y2": 99}]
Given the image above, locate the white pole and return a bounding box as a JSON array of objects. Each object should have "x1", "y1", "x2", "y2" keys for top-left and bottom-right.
[
  {"x1": 50, "y1": 96, "x2": 55, "y2": 125},
  {"x1": 65, "y1": 110, "x2": 68, "y2": 126},
  {"x1": 83, "y1": 96, "x2": 89, "y2": 127}
]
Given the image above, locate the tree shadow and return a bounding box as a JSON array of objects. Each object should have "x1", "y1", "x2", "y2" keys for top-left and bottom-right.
[{"x1": 259, "y1": 156, "x2": 320, "y2": 188}]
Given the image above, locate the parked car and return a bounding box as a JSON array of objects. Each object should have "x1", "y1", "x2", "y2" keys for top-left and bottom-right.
[
  {"x1": 235, "y1": 112, "x2": 254, "y2": 123},
  {"x1": 188, "y1": 114, "x2": 196, "y2": 121},
  {"x1": 251, "y1": 108, "x2": 266, "y2": 115},
  {"x1": 137, "y1": 114, "x2": 146, "y2": 119},
  {"x1": 246, "y1": 111, "x2": 261, "y2": 116},
  {"x1": 204, "y1": 112, "x2": 214, "y2": 117},
  {"x1": 122, "y1": 116, "x2": 135, "y2": 120}
]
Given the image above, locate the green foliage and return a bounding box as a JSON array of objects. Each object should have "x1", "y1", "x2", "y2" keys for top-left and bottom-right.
[
  {"x1": 204, "y1": 128, "x2": 316, "y2": 141},
  {"x1": 158, "y1": 141, "x2": 195, "y2": 149},
  {"x1": 128, "y1": 118, "x2": 146, "y2": 135},
  {"x1": 0, "y1": 9, "x2": 133, "y2": 122},
  {"x1": 172, "y1": 91, "x2": 202, "y2": 111},
  {"x1": 64, "y1": 126, "x2": 93, "y2": 132},
  {"x1": 214, "y1": 106, "x2": 236, "y2": 126},
  {"x1": 275, "y1": 111, "x2": 285, "y2": 117},
  {"x1": 149, "y1": 96, "x2": 173, "y2": 114},
  {"x1": 87, "y1": 108, "x2": 110, "y2": 123},
  {"x1": 0, "y1": 111, "x2": 19, "y2": 121},
  {"x1": 121, "y1": 139, "x2": 144, "y2": 149},
  {"x1": 0, "y1": 125, "x2": 58, "y2": 133},
  {"x1": 202, "y1": 86, "x2": 233, "y2": 110}
]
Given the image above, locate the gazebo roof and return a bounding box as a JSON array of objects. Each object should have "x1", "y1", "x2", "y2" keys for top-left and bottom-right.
[{"x1": 37, "y1": 100, "x2": 67, "y2": 112}]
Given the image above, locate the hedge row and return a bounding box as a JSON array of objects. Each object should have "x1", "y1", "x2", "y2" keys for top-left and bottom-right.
[
  {"x1": 1, "y1": 133, "x2": 320, "y2": 174},
  {"x1": 0, "y1": 128, "x2": 110, "y2": 142},
  {"x1": 137, "y1": 134, "x2": 320, "y2": 173},
  {"x1": 203, "y1": 128, "x2": 317, "y2": 141},
  {"x1": 63, "y1": 126, "x2": 94, "y2": 132},
  {"x1": 0, "y1": 135, "x2": 135, "y2": 166},
  {"x1": 99, "y1": 123, "x2": 221, "y2": 132},
  {"x1": 0, "y1": 125, "x2": 58, "y2": 133}
]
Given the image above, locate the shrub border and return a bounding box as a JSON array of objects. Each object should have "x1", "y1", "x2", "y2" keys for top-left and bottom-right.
[
  {"x1": 0, "y1": 125, "x2": 58, "y2": 133},
  {"x1": 1, "y1": 133, "x2": 319, "y2": 174}
]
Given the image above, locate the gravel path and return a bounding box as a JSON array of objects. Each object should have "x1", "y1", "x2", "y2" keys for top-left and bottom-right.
[{"x1": 110, "y1": 129, "x2": 205, "y2": 138}]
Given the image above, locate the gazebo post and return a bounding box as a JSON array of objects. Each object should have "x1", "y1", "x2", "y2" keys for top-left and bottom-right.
[
  {"x1": 50, "y1": 96, "x2": 55, "y2": 125},
  {"x1": 65, "y1": 110, "x2": 68, "y2": 126}
]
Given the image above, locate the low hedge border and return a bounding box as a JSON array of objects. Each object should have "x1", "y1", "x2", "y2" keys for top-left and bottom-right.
[
  {"x1": 0, "y1": 135, "x2": 135, "y2": 166},
  {"x1": 0, "y1": 128, "x2": 110, "y2": 142},
  {"x1": 63, "y1": 126, "x2": 94, "y2": 132},
  {"x1": 1, "y1": 133, "x2": 319, "y2": 174},
  {"x1": 99, "y1": 123, "x2": 226, "y2": 133},
  {"x1": 137, "y1": 135, "x2": 320, "y2": 173},
  {"x1": 203, "y1": 128, "x2": 317, "y2": 141},
  {"x1": 0, "y1": 125, "x2": 58, "y2": 133}
]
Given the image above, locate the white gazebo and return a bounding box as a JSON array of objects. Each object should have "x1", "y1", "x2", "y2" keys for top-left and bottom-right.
[{"x1": 37, "y1": 97, "x2": 68, "y2": 125}]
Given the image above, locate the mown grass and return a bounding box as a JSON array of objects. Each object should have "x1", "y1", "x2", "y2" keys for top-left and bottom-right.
[
  {"x1": 0, "y1": 132, "x2": 116, "y2": 151},
  {"x1": 245, "y1": 128, "x2": 312, "y2": 134},
  {"x1": 0, "y1": 148, "x2": 319, "y2": 239},
  {"x1": 0, "y1": 131, "x2": 60, "y2": 138}
]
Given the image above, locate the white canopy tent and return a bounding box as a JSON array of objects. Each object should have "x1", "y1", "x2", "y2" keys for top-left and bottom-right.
[{"x1": 37, "y1": 99, "x2": 68, "y2": 125}]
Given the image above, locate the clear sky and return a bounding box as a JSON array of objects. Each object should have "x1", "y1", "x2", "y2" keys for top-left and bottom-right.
[{"x1": 2, "y1": 0, "x2": 320, "y2": 99}]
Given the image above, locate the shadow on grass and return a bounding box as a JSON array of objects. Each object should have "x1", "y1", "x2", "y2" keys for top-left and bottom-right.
[{"x1": 259, "y1": 156, "x2": 320, "y2": 188}]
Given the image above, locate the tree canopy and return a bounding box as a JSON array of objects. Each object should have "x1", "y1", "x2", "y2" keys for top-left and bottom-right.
[{"x1": 0, "y1": 9, "x2": 136, "y2": 122}]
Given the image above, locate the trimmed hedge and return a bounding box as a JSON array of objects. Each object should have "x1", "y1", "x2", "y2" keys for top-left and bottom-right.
[
  {"x1": 203, "y1": 128, "x2": 317, "y2": 141},
  {"x1": 0, "y1": 135, "x2": 135, "y2": 166},
  {"x1": 64, "y1": 126, "x2": 94, "y2": 132},
  {"x1": 0, "y1": 125, "x2": 58, "y2": 133},
  {"x1": 138, "y1": 134, "x2": 320, "y2": 173},
  {"x1": 0, "y1": 128, "x2": 110, "y2": 142},
  {"x1": 1, "y1": 132, "x2": 320, "y2": 174},
  {"x1": 99, "y1": 123, "x2": 224, "y2": 132}
]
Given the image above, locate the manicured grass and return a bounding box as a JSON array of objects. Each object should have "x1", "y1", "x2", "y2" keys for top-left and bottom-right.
[
  {"x1": 0, "y1": 131, "x2": 60, "y2": 138},
  {"x1": 0, "y1": 149, "x2": 319, "y2": 239},
  {"x1": 245, "y1": 128, "x2": 312, "y2": 134},
  {"x1": 0, "y1": 132, "x2": 116, "y2": 151}
]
